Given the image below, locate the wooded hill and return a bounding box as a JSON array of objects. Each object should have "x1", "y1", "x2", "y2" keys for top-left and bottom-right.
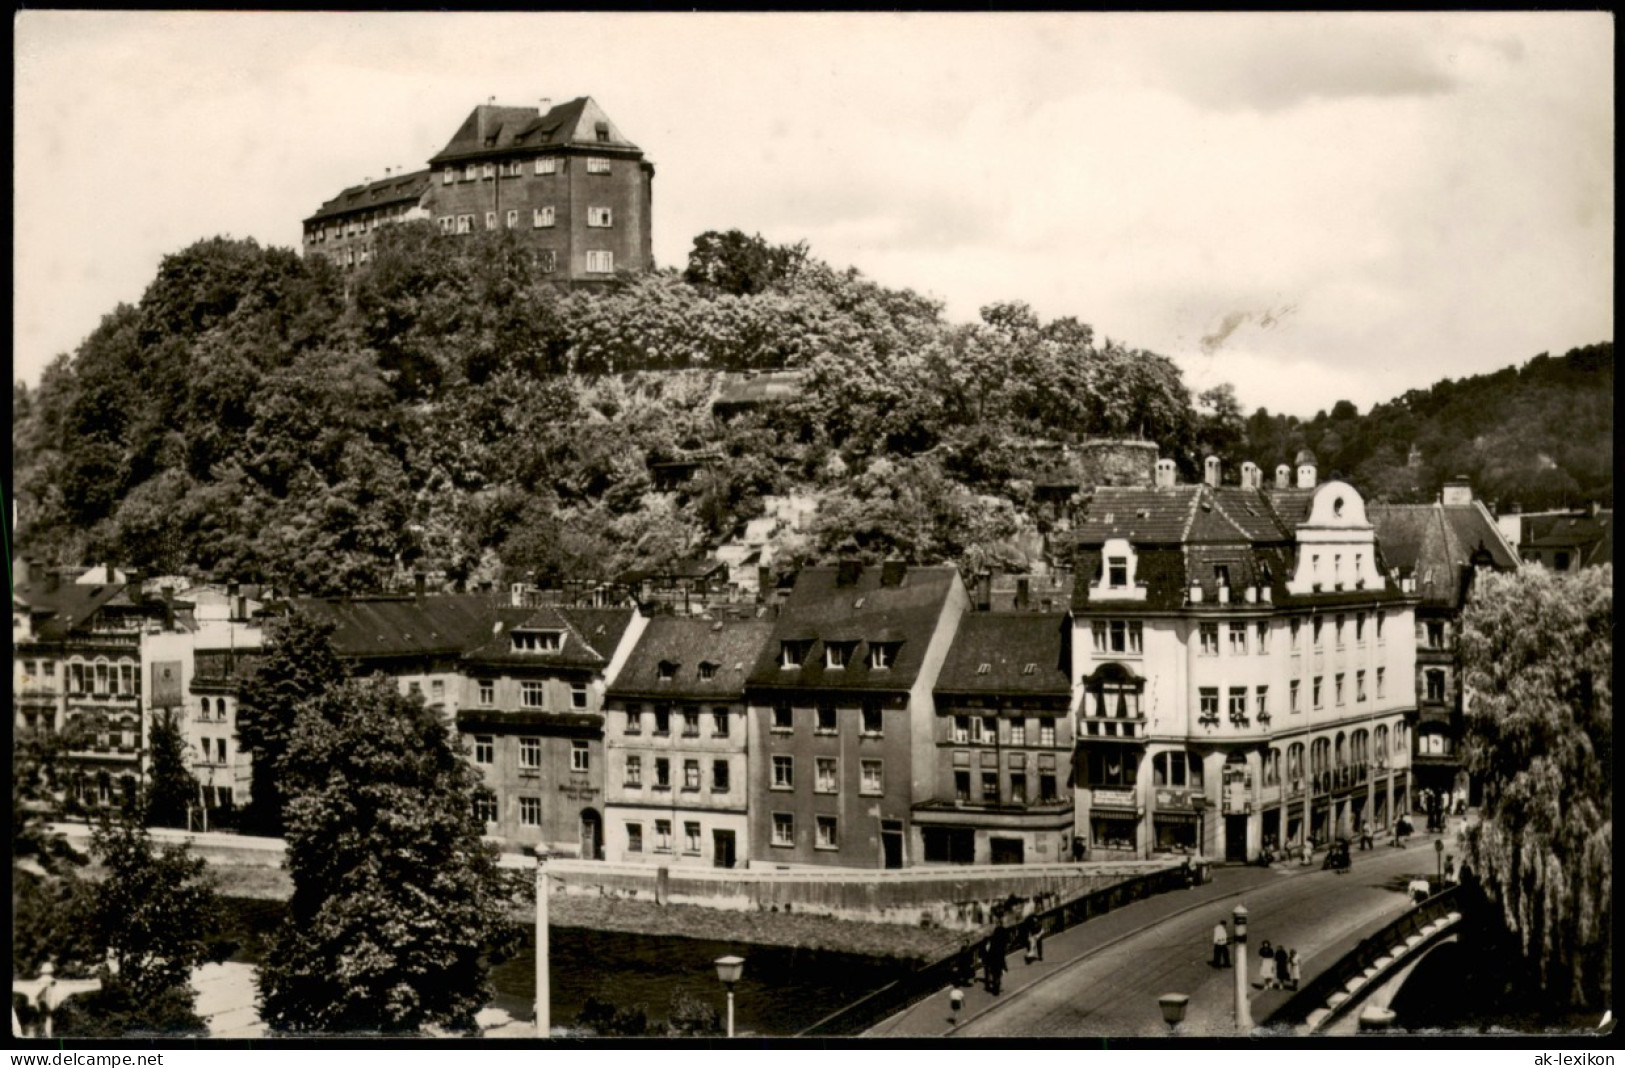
[{"x1": 10, "y1": 225, "x2": 1612, "y2": 594}]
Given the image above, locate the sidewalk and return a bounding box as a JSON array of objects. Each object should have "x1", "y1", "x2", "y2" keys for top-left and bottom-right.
[{"x1": 868, "y1": 860, "x2": 1311, "y2": 1036}]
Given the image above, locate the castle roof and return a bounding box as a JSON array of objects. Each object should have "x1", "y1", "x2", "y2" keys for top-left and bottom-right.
[
  {"x1": 428, "y1": 97, "x2": 641, "y2": 165},
  {"x1": 304, "y1": 169, "x2": 431, "y2": 225}
]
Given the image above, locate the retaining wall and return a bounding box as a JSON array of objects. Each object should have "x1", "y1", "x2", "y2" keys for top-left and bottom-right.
[{"x1": 53, "y1": 822, "x2": 286, "y2": 869}]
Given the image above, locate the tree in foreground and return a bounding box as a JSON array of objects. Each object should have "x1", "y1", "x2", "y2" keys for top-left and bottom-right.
[
  {"x1": 258, "y1": 676, "x2": 516, "y2": 1034},
  {"x1": 144, "y1": 708, "x2": 197, "y2": 829},
  {"x1": 234, "y1": 611, "x2": 348, "y2": 836},
  {"x1": 1458, "y1": 563, "x2": 1612, "y2": 1009}
]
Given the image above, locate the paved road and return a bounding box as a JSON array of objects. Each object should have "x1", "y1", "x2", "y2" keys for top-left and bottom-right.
[{"x1": 958, "y1": 842, "x2": 1437, "y2": 1037}]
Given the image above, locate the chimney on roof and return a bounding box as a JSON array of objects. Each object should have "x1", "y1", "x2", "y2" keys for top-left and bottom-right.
[
  {"x1": 162, "y1": 586, "x2": 175, "y2": 631},
  {"x1": 105, "y1": 562, "x2": 116, "y2": 584},
  {"x1": 1155, "y1": 458, "x2": 1177, "y2": 489},
  {"x1": 1241, "y1": 461, "x2": 1260, "y2": 490},
  {"x1": 1296, "y1": 454, "x2": 1317, "y2": 489},
  {"x1": 975, "y1": 570, "x2": 993, "y2": 612},
  {"x1": 1016, "y1": 576, "x2": 1030, "y2": 610},
  {"x1": 415, "y1": 571, "x2": 427, "y2": 599},
  {"x1": 1275, "y1": 464, "x2": 1291, "y2": 489},
  {"x1": 45, "y1": 568, "x2": 60, "y2": 593},
  {"x1": 1441, "y1": 478, "x2": 1473, "y2": 507},
  {"x1": 836, "y1": 559, "x2": 863, "y2": 587},
  {"x1": 881, "y1": 559, "x2": 907, "y2": 588},
  {"x1": 125, "y1": 570, "x2": 143, "y2": 606},
  {"x1": 1203, "y1": 456, "x2": 1221, "y2": 488},
  {"x1": 539, "y1": 97, "x2": 552, "y2": 115}
]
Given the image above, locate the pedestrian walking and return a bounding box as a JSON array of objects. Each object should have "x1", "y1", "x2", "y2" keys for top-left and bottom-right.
[
  {"x1": 948, "y1": 985, "x2": 965, "y2": 1024},
  {"x1": 1359, "y1": 820, "x2": 1373, "y2": 851},
  {"x1": 1071, "y1": 835, "x2": 1086, "y2": 863},
  {"x1": 984, "y1": 925, "x2": 1008, "y2": 995},
  {"x1": 1285, "y1": 948, "x2": 1301, "y2": 990},
  {"x1": 1444, "y1": 856, "x2": 1457, "y2": 885},
  {"x1": 1212, "y1": 919, "x2": 1231, "y2": 968},
  {"x1": 1258, "y1": 940, "x2": 1277, "y2": 989},
  {"x1": 1025, "y1": 919, "x2": 1044, "y2": 964}
]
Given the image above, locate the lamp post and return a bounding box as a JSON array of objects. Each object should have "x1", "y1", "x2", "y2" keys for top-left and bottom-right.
[
  {"x1": 1434, "y1": 838, "x2": 1444, "y2": 890},
  {"x1": 535, "y1": 858, "x2": 550, "y2": 1038},
  {"x1": 1158, "y1": 993, "x2": 1189, "y2": 1033},
  {"x1": 714, "y1": 955, "x2": 744, "y2": 1038},
  {"x1": 1232, "y1": 904, "x2": 1251, "y2": 1033}
]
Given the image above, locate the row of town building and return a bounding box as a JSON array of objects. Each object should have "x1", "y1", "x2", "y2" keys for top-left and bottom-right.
[{"x1": 19, "y1": 454, "x2": 1588, "y2": 867}]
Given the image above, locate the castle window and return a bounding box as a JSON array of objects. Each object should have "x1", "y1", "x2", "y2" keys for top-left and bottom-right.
[
  {"x1": 586, "y1": 157, "x2": 612, "y2": 174},
  {"x1": 534, "y1": 206, "x2": 555, "y2": 228},
  {"x1": 482, "y1": 163, "x2": 495, "y2": 179},
  {"x1": 457, "y1": 214, "x2": 474, "y2": 234},
  {"x1": 587, "y1": 206, "x2": 613, "y2": 228},
  {"x1": 586, "y1": 250, "x2": 614, "y2": 274},
  {"x1": 506, "y1": 209, "x2": 519, "y2": 229},
  {"x1": 595, "y1": 121, "x2": 610, "y2": 142},
  {"x1": 537, "y1": 250, "x2": 557, "y2": 273},
  {"x1": 464, "y1": 164, "x2": 477, "y2": 181},
  {"x1": 485, "y1": 211, "x2": 497, "y2": 231},
  {"x1": 443, "y1": 167, "x2": 456, "y2": 184},
  {"x1": 438, "y1": 216, "x2": 454, "y2": 234},
  {"x1": 535, "y1": 157, "x2": 559, "y2": 175}
]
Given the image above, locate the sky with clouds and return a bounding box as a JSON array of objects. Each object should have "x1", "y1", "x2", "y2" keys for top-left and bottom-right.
[{"x1": 13, "y1": 12, "x2": 1613, "y2": 417}]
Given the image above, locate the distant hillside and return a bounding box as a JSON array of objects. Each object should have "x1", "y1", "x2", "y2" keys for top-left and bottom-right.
[{"x1": 1238, "y1": 344, "x2": 1612, "y2": 510}]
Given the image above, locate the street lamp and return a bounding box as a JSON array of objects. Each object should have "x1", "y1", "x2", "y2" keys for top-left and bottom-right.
[
  {"x1": 535, "y1": 858, "x2": 550, "y2": 1038},
  {"x1": 1158, "y1": 993, "x2": 1190, "y2": 1033},
  {"x1": 715, "y1": 955, "x2": 745, "y2": 1038},
  {"x1": 1232, "y1": 904, "x2": 1251, "y2": 1033}
]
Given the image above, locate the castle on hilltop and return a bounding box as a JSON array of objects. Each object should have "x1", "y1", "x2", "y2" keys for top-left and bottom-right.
[{"x1": 302, "y1": 97, "x2": 655, "y2": 284}]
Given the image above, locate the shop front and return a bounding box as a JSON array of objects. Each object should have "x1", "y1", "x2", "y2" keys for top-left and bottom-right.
[{"x1": 1086, "y1": 786, "x2": 1143, "y2": 858}]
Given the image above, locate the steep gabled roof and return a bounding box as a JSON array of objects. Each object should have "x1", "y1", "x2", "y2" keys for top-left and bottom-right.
[
  {"x1": 304, "y1": 169, "x2": 432, "y2": 225},
  {"x1": 462, "y1": 605, "x2": 636, "y2": 672},
  {"x1": 608, "y1": 617, "x2": 776, "y2": 698},
  {"x1": 290, "y1": 594, "x2": 502, "y2": 660},
  {"x1": 746, "y1": 565, "x2": 959, "y2": 692},
  {"x1": 428, "y1": 97, "x2": 640, "y2": 165},
  {"x1": 1368, "y1": 501, "x2": 1520, "y2": 609},
  {"x1": 13, "y1": 578, "x2": 128, "y2": 641},
  {"x1": 934, "y1": 613, "x2": 1071, "y2": 696}
]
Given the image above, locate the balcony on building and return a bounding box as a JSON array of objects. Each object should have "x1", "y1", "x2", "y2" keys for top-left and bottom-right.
[{"x1": 1078, "y1": 662, "x2": 1147, "y2": 740}]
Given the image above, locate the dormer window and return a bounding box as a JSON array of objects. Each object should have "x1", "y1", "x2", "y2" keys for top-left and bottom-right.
[
  {"x1": 1214, "y1": 565, "x2": 1230, "y2": 588},
  {"x1": 595, "y1": 121, "x2": 610, "y2": 142},
  {"x1": 658, "y1": 660, "x2": 678, "y2": 682},
  {"x1": 977, "y1": 663, "x2": 992, "y2": 676},
  {"x1": 512, "y1": 630, "x2": 563, "y2": 653},
  {"x1": 780, "y1": 640, "x2": 811, "y2": 669},
  {"x1": 1107, "y1": 557, "x2": 1129, "y2": 587},
  {"x1": 698, "y1": 662, "x2": 718, "y2": 681},
  {"x1": 1022, "y1": 663, "x2": 1037, "y2": 675},
  {"x1": 869, "y1": 642, "x2": 900, "y2": 670},
  {"x1": 825, "y1": 642, "x2": 857, "y2": 670}
]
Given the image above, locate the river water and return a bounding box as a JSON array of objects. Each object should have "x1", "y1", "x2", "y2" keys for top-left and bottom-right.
[{"x1": 220, "y1": 899, "x2": 908, "y2": 1036}]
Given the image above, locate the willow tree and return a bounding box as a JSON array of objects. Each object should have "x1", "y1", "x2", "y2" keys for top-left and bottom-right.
[{"x1": 1458, "y1": 563, "x2": 1611, "y2": 1009}]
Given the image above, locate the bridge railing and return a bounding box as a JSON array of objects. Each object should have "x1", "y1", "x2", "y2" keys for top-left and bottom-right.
[
  {"x1": 796, "y1": 862, "x2": 1199, "y2": 1037},
  {"x1": 1263, "y1": 885, "x2": 1462, "y2": 1032}
]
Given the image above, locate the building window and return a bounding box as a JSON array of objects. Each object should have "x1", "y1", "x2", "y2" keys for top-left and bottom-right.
[
  {"x1": 464, "y1": 164, "x2": 477, "y2": 181},
  {"x1": 485, "y1": 211, "x2": 497, "y2": 231},
  {"x1": 443, "y1": 167, "x2": 456, "y2": 184},
  {"x1": 627, "y1": 822, "x2": 643, "y2": 852},
  {"x1": 1336, "y1": 615, "x2": 1346, "y2": 649},
  {"x1": 624, "y1": 708, "x2": 642, "y2": 734},
  {"x1": 571, "y1": 741, "x2": 590, "y2": 772},
  {"x1": 952, "y1": 715, "x2": 970, "y2": 744},
  {"x1": 654, "y1": 758, "x2": 670, "y2": 790},
  {"x1": 1102, "y1": 620, "x2": 1143, "y2": 654},
  {"x1": 861, "y1": 704, "x2": 884, "y2": 736},
  {"x1": 870, "y1": 643, "x2": 898, "y2": 669},
  {"x1": 1009, "y1": 720, "x2": 1026, "y2": 746},
  {"x1": 481, "y1": 162, "x2": 495, "y2": 179},
  {"x1": 1426, "y1": 670, "x2": 1447, "y2": 703},
  {"x1": 1290, "y1": 619, "x2": 1301, "y2": 652},
  {"x1": 654, "y1": 707, "x2": 671, "y2": 735},
  {"x1": 586, "y1": 250, "x2": 614, "y2": 274},
  {"x1": 1290, "y1": 679, "x2": 1301, "y2": 713},
  {"x1": 684, "y1": 822, "x2": 702, "y2": 855},
  {"x1": 772, "y1": 755, "x2": 794, "y2": 790},
  {"x1": 712, "y1": 759, "x2": 730, "y2": 792},
  {"x1": 1377, "y1": 667, "x2": 1386, "y2": 698},
  {"x1": 779, "y1": 642, "x2": 808, "y2": 669},
  {"x1": 479, "y1": 680, "x2": 494, "y2": 706},
  {"x1": 698, "y1": 662, "x2": 718, "y2": 681},
  {"x1": 712, "y1": 709, "x2": 730, "y2": 737},
  {"x1": 772, "y1": 813, "x2": 794, "y2": 847},
  {"x1": 1355, "y1": 613, "x2": 1366, "y2": 645},
  {"x1": 1228, "y1": 687, "x2": 1247, "y2": 720},
  {"x1": 955, "y1": 769, "x2": 972, "y2": 801},
  {"x1": 981, "y1": 771, "x2": 1000, "y2": 803},
  {"x1": 1228, "y1": 623, "x2": 1248, "y2": 656},
  {"x1": 815, "y1": 816, "x2": 838, "y2": 850},
  {"x1": 595, "y1": 121, "x2": 610, "y2": 142},
  {"x1": 430, "y1": 679, "x2": 444, "y2": 703},
  {"x1": 1152, "y1": 751, "x2": 1202, "y2": 789},
  {"x1": 624, "y1": 755, "x2": 642, "y2": 788},
  {"x1": 815, "y1": 757, "x2": 838, "y2": 794},
  {"x1": 825, "y1": 642, "x2": 855, "y2": 670},
  {"x1": 815, "y1": 704, "x2": 837, "y2": 734},
  {"x1": 535, "y1": 157, "x2": 559, "y2": 175},
  {"x1": 513, "y1": 631, "x2": 563, "y2": 653},
  {"x1": 1010, "y1": 772, "x2": 1028, "y2": 805},
  {"x1": 96, "y1": 662, "x2": 110, "y2": 695},
  {"x1": 474, "y1": 735, "x2": 494, "y2": 765},
  {"x1": 1313, "y1": 618, "x2": 1324, "y2": 649},
  {"x1": 1039, "y1": 717, "x2": 1056, "y2": 746},
  {"x1": 1256, "y1": 622, "x2": 1270, "y2": 654},
  {"x1": 972, "y1": 715, "x2": 996, "y2": 745},
  {"x1": 1356, "y1": 670, "x2": 1367, "y2": 702},
  {"x1": 654, "y1": 820, "x2": 672, "y2": 853},
  {"x1": 1376, "y1": 611, "x2": 1386, "y2": 642},
  {"x1": 506, "y1": 208, "x2": 519, "y2": 229},
  {"x1": 533, "y1": 206, "x2": 556, "y2": 229},
  {"x1": 457, "y1": 214, "x2": 474, "y2": 234},
  {"x1": 1312, "y1": 677, "x2": 1324, "y2": 709},
  {"x1": 1107, "y1": 557, "x2": 1129, "y2": 587},
  {"x1": 521, "y1": 681, "x2": 546, "y2": 709},
  {"x1": 772, "y1": 704, "x2": 793, "y2": 732},
  {"x1": 586, "y1": 157, "x2": 612, "y2": 174},
  {"x1": 683, "y1": 759, "x2": 701, "y2": 791},
  {"x1": 1335, "y1": 673, "x2": 1346, "y2": 706},
  {"x1": 860, "y1": 759, "x2": 883, "y2": 796},
  {"x1": 473, "y1": 790, "x2": 498, "y2": 824},
  {"x1": 1426, "y1": 621, "x2": 1445, "y2": 649},
  {"x1": 1200, "y1": 624, "x2": 1219, "y2": 656},
  {"x1": 519, "y1": 797, "x2": 542, "y2": 827},
  {"x1": 571, "y1": 683, "x2": 588, "y2": 710},
  {"x1": 519, "y1": 737, "x2": 542, "y2": 769},
  {"x1": 682, "y1": 710, "x2": 700, "y2": 737},
  {"x1": 1200, "y1": 688, "x2": 1220, "y2": 721},
  {"x1": 587, "y1": 206, "x2": 613, "y2": 228},
  {"x1": 1256, "y1": 686, "x2": 1269, "y2": 719}
]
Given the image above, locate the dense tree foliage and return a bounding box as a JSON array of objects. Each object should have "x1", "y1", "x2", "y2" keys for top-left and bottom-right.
[
  {"x1": 233, "y1": 612, "x2": 349, "y2": 836},
  {"x1": 1458, "y1": 564, "x2": 1612, "y2": 1009},
  {"x1": 258, "y1": 675, "x2": 517, "y2": 1034},
  {"x1": 144, "y1": 709, "x2": 196, "y2": 829},
  {"x1": 1234, "y1": 345, "x2": 1612, "y2": 508}
]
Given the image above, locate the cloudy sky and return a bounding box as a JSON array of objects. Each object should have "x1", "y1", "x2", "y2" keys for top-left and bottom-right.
[{"x1": 13, "y1": 12, "x2": 1612, "y2": 416}]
